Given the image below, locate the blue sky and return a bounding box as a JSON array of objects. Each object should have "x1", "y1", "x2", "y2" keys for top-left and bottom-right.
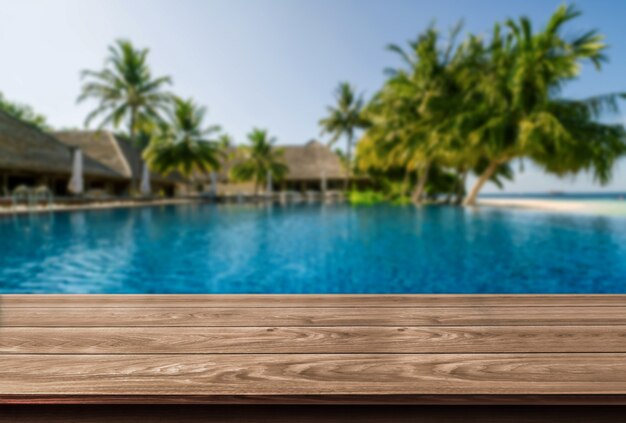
[{"x1": 1, "y1": 0, "x2": 625, "y2": 193}]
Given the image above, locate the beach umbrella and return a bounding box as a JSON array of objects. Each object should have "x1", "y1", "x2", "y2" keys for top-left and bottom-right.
[
  {"x1": 140, "y1": 161, "x2": 151, "y2": 196},
  {"x1": 266, "y1": 170, "x2": 273, "y2": 195},
  {"x1": 68, "y1": 148, "x2": 84, "y2": 195},
  {"x1": 321, "y1": 169, "x2": 327, "y2": 193}
]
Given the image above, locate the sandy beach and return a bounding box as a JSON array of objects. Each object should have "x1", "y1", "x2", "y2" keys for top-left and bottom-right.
[{"x1": 479, "y1": 198, "x2": 626, "y2": 216}]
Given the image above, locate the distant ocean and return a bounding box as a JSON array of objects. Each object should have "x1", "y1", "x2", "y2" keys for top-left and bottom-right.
[{"x1": 481, "y1": 192, "x2": 626, "y2": 201}]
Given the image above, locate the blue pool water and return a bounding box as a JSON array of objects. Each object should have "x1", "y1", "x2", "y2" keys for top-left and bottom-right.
[{"x1": 1, "y1": 203, "x2": 625, "y2": 293}]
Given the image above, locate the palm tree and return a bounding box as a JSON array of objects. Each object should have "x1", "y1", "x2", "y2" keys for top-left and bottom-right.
[
  {"x1": 144, "y1": 98, "x2": 221, "y2": 191},
  {"x1": 361, "y1": 26, "x2": 465, "y2": 205},
  {"x1": 78, "y1": 39, "x2": 172, "y2": 188},
  {"x1": 319, "y1": 82, "x2": 367, "y2": 190},
  {"x1": 462, "y1": 5, "x2": 626, "y2": 205},
  {"x1": 230, "y1": 129, "x2": 288, "y2": 195},
  {"x1": 359, "y1": 7, "x2": 625, "y2": 206},
  {"x1": 217, "y1": 134, "x2": 234, "y2": 150}
]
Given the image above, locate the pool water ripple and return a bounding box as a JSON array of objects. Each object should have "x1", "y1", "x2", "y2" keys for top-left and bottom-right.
[{"x1": 1, "y1": 203, "x2": 625, "y2": 293}]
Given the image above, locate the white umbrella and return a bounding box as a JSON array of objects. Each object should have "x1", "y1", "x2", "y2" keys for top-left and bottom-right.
[
  {"x1": 266, "y1": 170, "x2": 273, "y2": 196},
  {"x1": 68, "y1": 149, "x2": 84, "y2": 195},
  {"x1": 140, "y1": 162, "x2": 151, "y2": 196}
]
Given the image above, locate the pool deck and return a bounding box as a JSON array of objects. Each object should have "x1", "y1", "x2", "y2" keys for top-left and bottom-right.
[{"x1": 2, "y1": 294, "x2": 626, "y2": 405}]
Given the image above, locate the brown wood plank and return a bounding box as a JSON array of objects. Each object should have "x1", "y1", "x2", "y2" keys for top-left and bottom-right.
[
  {"x1": 4, "y1": 394, "x2": 626, "y2": 405},
  {"x1": 3, "y1": 306, "x2": 626, "y2": 326},
  {"x1": 3, "y1": 326, "x2": 626, "y2": 354},
  {"x1": 3, "y1": 294, "x2": 626, "y2": 308},
  {"x1": 3, "y1": 354, "x2": 626, "y2": 397}
]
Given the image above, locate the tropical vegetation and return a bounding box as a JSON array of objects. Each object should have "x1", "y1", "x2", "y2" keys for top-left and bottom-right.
[
  {"x1": 0, "y1": 92, "x2": 49, "y2": 130},
  {"x1": 355, "y1": 5, "x2": 626, "y2": 206},
  {"x1": 78, "y1": 39, "x2": 172, "y2": 150},
  {"x1": 319, "y1": 82, "x2": 368, "y2": 189},
  {"x1": 67, "y1": 5, "x2": 626, "y2": 206},
  {"x1": 144, "y1": 97, "x2": 222, "y2": 179},
  {"x1": 230, "y1": 129, "x2": 288, "y2": 195}
]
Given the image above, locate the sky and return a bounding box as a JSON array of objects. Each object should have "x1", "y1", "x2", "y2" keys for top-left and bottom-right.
[{"x1": 1, "y1": 0, "x2": 625, "y2": 193}]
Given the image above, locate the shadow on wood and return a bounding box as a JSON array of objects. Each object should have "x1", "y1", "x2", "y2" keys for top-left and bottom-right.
[{"x1": 2, "y1": 405, "x2": 626, "y2": 423}]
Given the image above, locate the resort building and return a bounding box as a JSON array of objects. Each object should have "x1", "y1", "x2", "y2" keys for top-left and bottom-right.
[
  {"x1": 280, "y1": 140, "x2": 348, "y2": 192},
  {"x1": 0, "y1": 111, "x2": 122, "y2": 198},
  {"x1": 53, "y1": 131, "x2": 181, "y2": 197},
  {"x1": 1, "y1": 109, "x2": 352, "y2": 201},
  {"x1": 0, "y1": 110, "x2": 181, "y2": 199},
  {"x1": 197, "y1": 140, "x2": 350, "y2": 196}
]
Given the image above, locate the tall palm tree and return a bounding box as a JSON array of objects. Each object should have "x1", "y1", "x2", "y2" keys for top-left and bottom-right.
[
  {"x1": 319, "y1": 82, "x2": 367, "y2": 190},
  {"x1": 361, "y1": 26, "x2": 465, "y2": 205},
  {"x1": 217, "y1": 134, "x2": 234, "y2": 150},
  {"x1": 230, "y1": 129, "x2": 288, "y2": 195},
  {"x1": 78, "y1": 39, "x2": 172, "y2": 188},
  {"x1": 462, "y1": 5, "x2": 626, "y2": 205},
  {"x1": 144, "y1": 98, "x2": 221, "y2": 188}
]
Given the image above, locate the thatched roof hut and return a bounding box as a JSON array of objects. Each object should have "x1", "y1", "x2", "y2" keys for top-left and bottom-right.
[
  {"x1": 0, "y1": 111, "x2": 118, "y2": 178},
  {"x1": 189, "y1": 139, "x2": 348, "y2": 194},
  {"x1": 206, "y1": 140, "x2": 345, "y2": 182},
  {"x1": 53, "y1": 130, "x2": 183, "y2": 184},
  {"x1": 52, "y1": 131, "x2": 131, "y2": 178},
  {"x1": 281, "y1": 140, "x2": 346, "y2": 181}
]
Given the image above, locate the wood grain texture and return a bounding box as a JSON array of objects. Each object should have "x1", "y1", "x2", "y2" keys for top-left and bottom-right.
[
  {"x1": 3, "y1": 326, "x2": 626, "y2": 354},
  {"x1": 3, "y1": 294, "x2": 626, "y2": 405},
  {"x1": 3, "y1": 306, "x2": 626, "y2": 326},
  {"x1": 3, "y1": 354, "x2": 626, "y2": 396},
  {"x1": 3, "y1": 294, "x2": 626, "y2": 308}
]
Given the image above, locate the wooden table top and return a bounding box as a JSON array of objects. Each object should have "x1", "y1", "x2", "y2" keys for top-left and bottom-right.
[{"x1": 2, "y1": 294, "x2": 626, "y2": 404}]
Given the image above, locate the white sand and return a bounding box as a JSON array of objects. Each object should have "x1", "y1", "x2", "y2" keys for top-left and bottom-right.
[
  {"x1": 478, "y1": 198, "x2": 626, "y2": 216},
  {"x1": 3, "y1": 196, "x2": 625, "y2": 217}
]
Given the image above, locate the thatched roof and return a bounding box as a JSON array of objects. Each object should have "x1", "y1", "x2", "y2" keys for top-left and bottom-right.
[
  {"x1": 53, "y1": 131, "x2": 131, "y2": 178},
  {"x1": 53, "y1": 131, "x2": 182, "y2": 184},
  {"x1": 281, "y1": 140, "x2": 346, "y2": 181},
  {"x1": 112, "y1": 134, "x2": 185, "y2": 184},
  {"x1": 198, "y1": 140, "x2": 346, "y2": 183},
  {"x1": 0, "y1": 111, "x2": 119, "y2": 178}
]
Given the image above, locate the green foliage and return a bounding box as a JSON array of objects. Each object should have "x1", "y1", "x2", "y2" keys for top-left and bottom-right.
[
  {"x1": 391, "y1": 196, "x2": 412, "y2": 206},
  {"x1": 357, "y1": 5, "x2": 626, "y2": 206},
  {"x1": 144, "y1": 97, "x2": 222, "y2": 177},
  {"x1": 359, "y1": 24, "x2": 468, "y2": 204},
  {"x1": 217, "y1": 134, "x2": 234, "y2": 149},
  {"x1": 458, "y1": 5, "x2": 626, "y2": 204},
  {"x1": 319, "y1": 82, "x2": 368, "y2": 187},
  {"x1": 0, "y1": 92, "x2": 49, "y2": 130},
  {"x1": 229, "y1": 129, "x2": 288, "y2": 194},
  {"x1": 348, "y1": 190, "x2": 387, "y2": 205},
  {"x1": 348, "y1": 189, "x2": 413, "y2": 206},
  {"x1": 78, "y1": 39, "x2": 172, "y2": 146}
]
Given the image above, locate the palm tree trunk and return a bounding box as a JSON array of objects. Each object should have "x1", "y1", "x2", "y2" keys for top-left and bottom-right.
[
  {"x1": 401, "y1": 170, "x2": 411, "y2": 197},
  {"x1": 463, "y1": 160, "x2": 499, "y2": 207},
  {"x1": 344, "y1": 133, "x2": 353, "y2": 192},
  {"x1": 129, "y1": 107, "x2": 138, "y2": 193},
  {"x1": 454, "y1": 168, "x2": 468, "y2": 205},
  {"x1": 411, "y1": 162, "x2": 430, "y2": 206}
]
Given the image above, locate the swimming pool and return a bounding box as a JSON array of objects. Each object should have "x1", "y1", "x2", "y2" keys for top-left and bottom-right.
[{"x1": 1, "y1": 203, "x2": 625, "y2": 293}]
